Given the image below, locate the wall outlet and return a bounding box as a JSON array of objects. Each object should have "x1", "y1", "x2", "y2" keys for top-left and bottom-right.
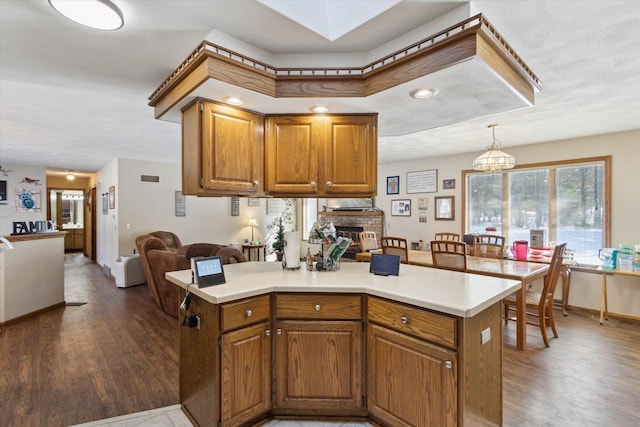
[{"x1": 481, "y1": 327, "x2": 491, "y2": 345}]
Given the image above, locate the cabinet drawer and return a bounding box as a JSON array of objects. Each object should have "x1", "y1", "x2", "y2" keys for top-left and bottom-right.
[
  {"x1": 276, "y1": 294, "x2": 362, "y2": 320},
  {"x1": 221, "y1": 295, "x2": 270, "y2": 332},
  {"x1": 367, "y1": 296, "x2": 457, "y2": 349}
]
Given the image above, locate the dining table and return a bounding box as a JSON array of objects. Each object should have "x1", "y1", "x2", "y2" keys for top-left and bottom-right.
[{"x1": 357, "y1": 249, "x2": 550, "y2": 350}]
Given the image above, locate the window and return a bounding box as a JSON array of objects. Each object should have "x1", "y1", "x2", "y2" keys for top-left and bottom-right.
[
  {"x1": 301, "y1": 198, "x2": 318, "y2": 240},
  {"x1": 464, "y1": 157, "x2": 610, "y2": 257}
]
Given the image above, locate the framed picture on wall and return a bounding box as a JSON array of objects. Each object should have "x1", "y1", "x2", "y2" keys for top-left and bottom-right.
[
  {"x1": 108, "y1": 186, "x2": 115, "y2": 209},
  {"x1": 102, "y1": 192, "x2": 108, "y2": 215},
  {"x1": 435, "y1": 196, "x2": 455, "y2": 220},
  {"x1": 386, "y1": 176, "x2": 399, "y2": 194},
  {"x1": 391, "y1": 199, "x2": 411, "y2": 216},
  {"x1": 231, "y1": 197, "x2": 240, "y2": 216},
  {"x1": 443, "y1": 179, "x2": 456, "y2": 189}
]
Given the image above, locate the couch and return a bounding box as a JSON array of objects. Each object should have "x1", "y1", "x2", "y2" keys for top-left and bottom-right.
[{"x1": 135, "y1": 232, "x2": 247, "y2": 317}]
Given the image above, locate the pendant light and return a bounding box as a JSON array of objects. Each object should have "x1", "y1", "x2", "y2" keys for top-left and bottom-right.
[
  {"x1": 472, "y1": 124, "x2": 516, "y2": 173},
  {"x1": 49, "y1": 0, "x2": 124, "y2": 31}
]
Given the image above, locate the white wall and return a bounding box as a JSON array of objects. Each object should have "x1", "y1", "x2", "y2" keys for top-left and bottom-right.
[
  {"x1": 377, "y1": 129, "x2": 640, "y2": 317},
  {"x1": 97, "y1": 158, "x2": 296, "y2": 273}
]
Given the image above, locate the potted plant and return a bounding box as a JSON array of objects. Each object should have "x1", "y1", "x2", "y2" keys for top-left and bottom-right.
[{"x1": 272, "y1": 218, "x2": 285, "y2": 261}]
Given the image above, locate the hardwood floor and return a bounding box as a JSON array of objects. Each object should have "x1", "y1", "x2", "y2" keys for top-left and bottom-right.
[{"x1": 0, "y1": 254, "x2": 638, "y2": 426}]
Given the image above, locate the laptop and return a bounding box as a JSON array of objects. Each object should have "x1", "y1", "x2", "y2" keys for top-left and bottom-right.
[
  {"x1": 192, "y1": 256, "x2": 226, "y2": 287},
  {"x1": 369, "y1": 253, "x2": 400, "y2": 276}
]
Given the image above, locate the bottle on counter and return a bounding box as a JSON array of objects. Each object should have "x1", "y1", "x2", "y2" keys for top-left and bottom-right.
[{"x1": 306, "y1": 247, "x2": 313, "y2": 271}]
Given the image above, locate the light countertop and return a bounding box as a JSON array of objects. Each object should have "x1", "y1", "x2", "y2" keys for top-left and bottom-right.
[{"x1": 166, "y1": 262, "x2": 520, "y2": 318}]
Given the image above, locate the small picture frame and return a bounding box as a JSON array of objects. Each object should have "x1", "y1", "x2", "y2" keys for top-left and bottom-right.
[
  {"x1": 387, "y1": 176, "x2": 400, "y2": 195},
  {"x1": 417, "y1": 197, "x2": 428, "y2": 210},
  {"x1": 443, "y1": 179, "x2": 456, "y2": 190},
  {"x1": 248, "y1": 197, "x2": 260, "y2": 207},
  {"x1": 102, "y1": 192, "x2": 108, "y2": 215},
  {"x1": 231, "y1": 197, "x2": 240, "y2": 216},
  {"x1": 108, "y1": 186, "x2": 115, "y2": 209},
  {"x1": 175, "y1": 190, "x2": 186, "y2": 217},
  {"x1": 435, "y1": 196, "x2": 455, "y2": 220},
  {"x1": 391, "y1": 199, "x2": 411, "y2": 216}
]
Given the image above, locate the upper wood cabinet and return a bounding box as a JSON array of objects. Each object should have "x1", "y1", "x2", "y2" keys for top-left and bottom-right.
[
  {"x1": 182, "y1": 99, "x2": 264, "y2": 196},
  {"x1": 265, "y1": 114, "x2": 377, "y2": 197}
]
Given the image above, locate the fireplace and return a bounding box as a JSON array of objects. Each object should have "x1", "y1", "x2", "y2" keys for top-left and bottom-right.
[
  {"x1": 318, "y1": 211, "x2": 384, "y2": 261},
  {"x1": 334, "y1": 226, "x2": 364, "y2": 260}
]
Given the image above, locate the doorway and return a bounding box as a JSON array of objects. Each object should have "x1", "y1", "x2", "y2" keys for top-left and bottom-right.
[{"x1": 48, "y1": 189, "x2": 85, "y2": 253}]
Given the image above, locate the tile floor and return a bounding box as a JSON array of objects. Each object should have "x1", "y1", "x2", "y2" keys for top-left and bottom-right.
[{"x1": 71, "y1": 405, "x2": 371, "y2": 427}]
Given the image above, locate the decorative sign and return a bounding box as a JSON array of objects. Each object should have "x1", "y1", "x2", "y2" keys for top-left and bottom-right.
[
  {"x1": 175, "y1": 191, "x2": 186, "y2": 217},
  {"x1": 12, "y1": 220, "x2": 56, "y2": 235},
  {"x1": 231, "y1": 197, "x2": 240, "y2": 216},
  {"x1": 407, "y1": 169, "x2": 437, "y2": 193},
  {"x1": 391, "y1": 199, "x2": 411, "y2": 216},
  {"x1": 248, "y1": 197, "x2": 260, "y2": 207},
  {"x1": 15, "y1": 188, "x2": 41, "y2": 212}
]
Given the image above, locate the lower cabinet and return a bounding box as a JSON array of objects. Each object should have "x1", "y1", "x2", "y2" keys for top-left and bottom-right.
[
  {"x1": 273, "y1": 293, "x2": 364, "y2": 416},
  {"x1": 274, "y1": 320, "x2": 363, "y2": 413},
  {"x1": 221, "y1": 322, "x2": 272, "y2": 426},
  {"x1": 367, "y1": 324, "x2": 457, "y2": 426}
]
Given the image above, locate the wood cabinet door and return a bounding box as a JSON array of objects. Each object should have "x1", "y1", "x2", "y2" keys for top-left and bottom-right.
[
  {"x1": 274, "y1": 320, "x2": 363, "y2": 412},
  {"x1": 265, "y1": 116, "x2": 321, "y2": 195},
  {"x1": 367, "y1": 324, "x2": 457, "y2": 427},
  {"x1": 221, "y1": 322, "x2": 272, "y2": 426},
  {"x1": 201, "y1": 102, "x2": 263, "y2": 195},
  {"x1": 322, "y1": 115, "x2": 377, "y2": 196}
]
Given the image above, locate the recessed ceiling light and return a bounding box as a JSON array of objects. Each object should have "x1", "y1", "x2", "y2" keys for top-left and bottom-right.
[
  {"x1": 222, "y1": 96, "x2": 243, "y2": 106},
  {"x1": 49, "y1": 0, "x2": 124, "y2": 31},
  {"x1": 66, "y1": 172, "x2": 76, "y2": 181},
  {"x1": 410, "y1": 88, "x2": 438, "y2": 99},
  {"x1": 310, "y1": 106, "x2": 329, "y2": 113}
]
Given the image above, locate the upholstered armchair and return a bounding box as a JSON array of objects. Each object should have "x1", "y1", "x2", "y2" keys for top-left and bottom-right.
[{"x1": 135, "y1": 234, "x2": 246, "y2": 318}]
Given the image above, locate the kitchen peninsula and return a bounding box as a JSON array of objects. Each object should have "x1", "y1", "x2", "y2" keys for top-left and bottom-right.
[{"x1": 166, "y1": 262, "x2": 519, "y2": 427}]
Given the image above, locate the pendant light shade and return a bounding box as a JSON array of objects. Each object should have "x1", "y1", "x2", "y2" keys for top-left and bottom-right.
[
  {"x1": 49, "y1": 0, "x2": 124, "y2": 30},
  {"x1": 472, "y1": 124, "x2": 515, "y2": 173}
]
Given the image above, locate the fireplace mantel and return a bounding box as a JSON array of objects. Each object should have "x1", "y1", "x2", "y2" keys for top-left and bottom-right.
[{"x1": 318, "y1": 210, "x2": 383, "y2": 217}]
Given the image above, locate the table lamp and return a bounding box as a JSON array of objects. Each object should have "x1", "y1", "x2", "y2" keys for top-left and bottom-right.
[{"x1": 248, "y1": 218, "x2": 258, "y2": 242}]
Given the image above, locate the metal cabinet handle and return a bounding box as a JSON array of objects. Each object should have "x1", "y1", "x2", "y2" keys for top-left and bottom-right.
[
  {"x1": 401, "y1": 315, "x2": 409, "y2": 324},
  {"x1": 266, "y1": 329, "x2": 271, "y2": 336},
  {"x1": 315, "y1": 304, "x2": 321, "y2": 311},
  {"x1": 444, "y1": 361, "x2": 453, "y2": 369},
  {"x1": 326, "y1": 181, "x2": 333, "y2": 187},
  {"x1": 310, "y1": 181, "x2": 317, "y2": 188},
  {"x1": 245, "y1": 310, "x2": 252, "y2": 317},
  {"x1": 276, "y1": 328, "x2": 282, "y2": 335}
]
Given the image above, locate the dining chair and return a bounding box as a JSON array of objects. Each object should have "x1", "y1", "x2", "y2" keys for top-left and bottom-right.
[
  {"x1": 473, "y1": 234, "x2": 506, "y2": 259},
  {"x1": 503, "y1": 243, "x2": 567, "y2": 347},
  {"x1": 430, "y1": 240, "x2": 467, "y2": 272},
  {"x1": 434, "y1": 232, "x2": 461, "y2": 241},
  {"x1": 359, "y1": 231, "x2": 379, "y2": 252},
  {"x1": 381, "y1": 237, "x2": 409, "y2": 264}
]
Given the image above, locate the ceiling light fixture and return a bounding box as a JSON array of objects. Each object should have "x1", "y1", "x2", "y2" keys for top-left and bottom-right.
[
  {"x1": 472, "y1": 124, "x2": 516, "y2": 173},
  {"x1": 310, "y1": 106, "x2": 329, "y2": 114},
  {"x1": 48, "y1": 0, "x2": 124, "y2": 31},
  {"x1": 66, "y1": 171, "x2": 76, "y2": 181},
  {"x1": 222, "y1": 96, "x2": 243, "y2": 106},
  {"x1": 410, "y1": 88, "x2": 438, "y2": 99}
]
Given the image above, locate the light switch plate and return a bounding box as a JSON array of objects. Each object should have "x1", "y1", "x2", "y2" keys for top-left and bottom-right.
[{"x1": 481, "y1": 327, "x2": 491, "y2": 345}]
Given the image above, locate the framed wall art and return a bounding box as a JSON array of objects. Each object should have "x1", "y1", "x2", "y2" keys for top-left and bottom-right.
[
  {"x1": 248, "y1": 197, "x2": 260, "y2": 207},
  {"x1": 443, "y1": 179, "x2": 456, "y2": 189},
  {"x1": 108, "y1": 186, "x2": 115, "y2": 209},
  {"x1": 102, "y1": 192, "x2": 108, "y2": 215},
  {"x1": 175, "y1": 190, "x2": 186, "y2": 217},
  {"x1": 407, "y1": 169, "x2": 437, "y2": 193},
  {"x1": 231, "y1": 197, "x2": 240, "y2": 216},
  {"x1": 435, "y1": 196, "x2": 455, "y2": 220},
  {"x1": 391, "y1": 199, "x2": 411, "y2": 216},
  {"x1": 386, "y1": 176, "x2": 399, "y2": 194}
]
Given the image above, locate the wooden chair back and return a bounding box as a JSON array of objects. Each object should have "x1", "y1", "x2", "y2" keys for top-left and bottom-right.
[
  {"x1": 359, "y1": 231, "x2": 378, "y2": 252},
  {"x1": 504, "y1": 243, "x2": 567, "y2": 347},
  {"x1": 381, "y1": 237, "x2": 409, "y2": 264},
  {"x1": 473, "y1": 234, "x2": 506, "y2": 259},
  {"x1": 430, "y1": 240, "x2": 467, "y2": 272},
  {"x1": 434, "y1": 232, "x2": 461, "y2": 241}
]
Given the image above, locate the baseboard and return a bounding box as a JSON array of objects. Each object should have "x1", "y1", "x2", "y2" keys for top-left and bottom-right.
[{"x1": 0, "y1": 301, "x2": 66, "y2": 327}]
